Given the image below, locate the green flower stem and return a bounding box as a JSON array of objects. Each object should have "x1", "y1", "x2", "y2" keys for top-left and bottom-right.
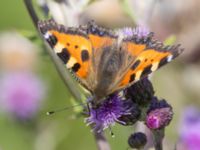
[
  {"x1": 94, "y1": 131, "x2": 111, "y2": 150},
  {"x1": 152, "y1": 129, "x2": 164, "y2": 150},
  {"x1": 119, "y1": 0, "x2": 136, "y2": 23},
  {"x1": 24, "y1": 0, "x2": 83, "y2": 104},
  {"x1": 164, "y1": 35, "x2": 176, "y2": 45}
]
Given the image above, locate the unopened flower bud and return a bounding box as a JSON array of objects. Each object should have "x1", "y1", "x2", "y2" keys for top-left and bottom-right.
[
  {"x1": 128, "y1": 132, "x2": 147, "y2": 149},
  {"x1": 146, "y1": 107, "x2": 173, "y2": 129},
  {"x1": 147, "y1": 97, "x2": 171, "y2": 113},
  {"x1": 125, "y1": 78, "x2": 154, "y2": 106}
]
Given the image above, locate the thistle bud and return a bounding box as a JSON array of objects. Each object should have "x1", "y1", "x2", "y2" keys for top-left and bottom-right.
[
  {"x1": 146, "y1": 107, "x2": 173, "y2": 130},
  {"x1": 128, "y1": 132, "x2": 147, "y2": 149},
  {"x1": 125, "y1": 78, "x2": 154, "y2": 106}
]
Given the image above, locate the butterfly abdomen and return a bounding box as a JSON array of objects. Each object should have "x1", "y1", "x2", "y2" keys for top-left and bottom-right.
[{"x1": 92, "y1": 44, "x2": 129, "y2": 100}]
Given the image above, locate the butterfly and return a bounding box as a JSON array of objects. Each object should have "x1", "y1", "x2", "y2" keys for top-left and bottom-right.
[{"x1": 38, "y1": 19, "x2": 183, "y2": 106}]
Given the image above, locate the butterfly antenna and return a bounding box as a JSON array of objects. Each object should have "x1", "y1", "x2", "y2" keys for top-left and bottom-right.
[
  {"x1": 86, "y1": 102, "x2": 91, "y2": 115},
  {"x1": 109, "y1": 126, "x2": 115, "y2": 138},
  {"x1": 46, "y1": 102, "x2": 87, "y2": 116}
]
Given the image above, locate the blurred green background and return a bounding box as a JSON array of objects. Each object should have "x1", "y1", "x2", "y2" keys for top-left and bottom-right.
[{"x1": 0, "y1": 0, "x2": 200, "y2": 150}]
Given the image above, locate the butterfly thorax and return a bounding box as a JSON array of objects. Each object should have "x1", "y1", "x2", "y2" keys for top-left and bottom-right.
[{"x1": 88, "y1": 43, "x2": 134, "y2": 103}]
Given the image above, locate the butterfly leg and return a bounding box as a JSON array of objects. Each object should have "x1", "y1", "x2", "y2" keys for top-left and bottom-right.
[
  {"x1": 86, "y1": 102, "x2": 91, "y2": 116},
  {"x1": 86, "y1": 96, "x2": 94, "y2": 116}
]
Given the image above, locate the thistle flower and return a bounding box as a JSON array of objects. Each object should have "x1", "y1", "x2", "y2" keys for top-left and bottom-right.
[
  {"x1": 85, "y1": 94, "x2": 139, "y2": 132},
  {"x1": 42, "y1": 0, "x2": 90, "y2": 26},
  {"x1": 117, "y1": 26, "x2": 150, "y2": 38},
  {"x1": 37, "y1": 0, "x2": 49, "y2": 16},
  {"x1": 128, "y1": 132, "x2": 147, "y2": 149},
  {"x1": 178, "y1": 107, "x2": 200, "y2": 150},
  {"x1": 0, "y1": 72, "x2": 45, "y2": 120},
  {"x1": 117, "y1": 100, "x2": 141, "y2": 126},
  {"x1": 146, "y1": 98, "x2": 173, "y2": 129}
]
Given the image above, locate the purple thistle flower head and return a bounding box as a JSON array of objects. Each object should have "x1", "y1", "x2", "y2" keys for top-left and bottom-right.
[
  {"x1": 146, "y1": 97, "x2": 173, "y2": 130},
  {"x1": 178, "y1": 107, "x2": 200, "y2": 150},
  {"x1": 117, "y1": 100, "x2": 141, "y2": 126},
  {"x1": 85, "y1": 94, "x2": 138, "y2": 132},
  {"x1": 117, "y1": 26, "x2": 150, "y2": 38},
  {"x1": 146, "y1": 107, "x2": 173, "y2": 130},
  {"x1": 0, "y1": 72, "x2": 45, "y2": 120}
]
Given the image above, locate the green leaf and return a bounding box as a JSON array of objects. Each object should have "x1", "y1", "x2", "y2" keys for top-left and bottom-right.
[
  {"x1": 164, "y1": 35, "x2": 176, "y2": 45},
  {"x1": 20, "y1": 29, "x2": 37, "y2": 39}
]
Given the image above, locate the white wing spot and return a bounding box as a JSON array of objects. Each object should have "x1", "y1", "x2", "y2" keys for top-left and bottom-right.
[
  {"x1": 135, "y1": 70, "x2": 142, "y2": 81},
  {"x1": 44, "y1": 32, "x2": 51, "y2": 39},
  {"x1": 167, "y1": 55, "x2": 173, "y2": 62},
  {"x1": 151, "y1": 62, "x2": 159, "y2": 71},
  {"x1": 54, "y1": 43, "x2": 64, "y2": 53},
  {"x1": 66, "y1": 57, "x2": 77, "y2": 68}
]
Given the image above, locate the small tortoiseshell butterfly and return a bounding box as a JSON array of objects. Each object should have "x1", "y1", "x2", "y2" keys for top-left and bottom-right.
[{"x1": 38, "y1": 19, "x2": 183, "y2": 106}]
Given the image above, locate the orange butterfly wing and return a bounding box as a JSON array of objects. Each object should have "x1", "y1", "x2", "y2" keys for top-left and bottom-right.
[
  {"x1": 118, "y1": 34, "x2": 183, "y2": 89},
  {"x1": 85, "y1": 21, "x2": 117, "y2": 49},
  {"x1": 38, "y1": 19, "x2": 92, "y2": 80}
]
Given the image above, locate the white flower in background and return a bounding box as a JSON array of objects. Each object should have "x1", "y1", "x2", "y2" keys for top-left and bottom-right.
[
  {"x1": 130, "y1": 0, "x2": 155, "y2": 26},
  {"x1": 0, "y1": 32, "x2": 38, "y2": 72},
  {"x1": 38, "y1": 0, "x2": 90, "y2": 26}
]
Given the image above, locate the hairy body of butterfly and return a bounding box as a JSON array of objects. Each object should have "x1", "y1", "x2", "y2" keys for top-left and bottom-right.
[{"x1": 38, "y1": 19, "x2": 183, "y2": 106}]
